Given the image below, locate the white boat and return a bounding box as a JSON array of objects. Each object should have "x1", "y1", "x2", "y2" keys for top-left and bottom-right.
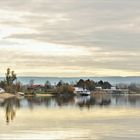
[
  {"x1": 75, "y1": 96, "x2": 90, "y2": 104},
  {"x1": 74, "y1": 87, "x2": 91, "y2": 96},
  {"x1": 80, "y1": 89, "x2": 91, "y2": 95}
]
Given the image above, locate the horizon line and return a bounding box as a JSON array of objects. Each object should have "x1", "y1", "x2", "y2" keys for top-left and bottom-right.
[{"x1": 1, "y1": 76, "x2": 140, "y2": 78}]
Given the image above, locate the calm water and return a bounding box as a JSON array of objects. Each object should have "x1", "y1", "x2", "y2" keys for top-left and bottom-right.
[{"x1": 0, "y1": 94, "x2": 140, "y2": 140}]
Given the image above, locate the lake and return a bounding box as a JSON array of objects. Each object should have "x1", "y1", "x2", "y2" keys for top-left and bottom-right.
[{"x1": 0, "y1": 94, "x2": 140, "y2": 140}]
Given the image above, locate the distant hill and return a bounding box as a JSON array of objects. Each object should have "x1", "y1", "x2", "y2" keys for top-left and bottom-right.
[{"x1": 0, "y1": 76, "x2": 140, "y2": 85}]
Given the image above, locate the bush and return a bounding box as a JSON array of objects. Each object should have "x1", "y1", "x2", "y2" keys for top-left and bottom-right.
[
  {"x1": 128, "y1": 84, "x2": 140, "y2": 93},
  {"x1": 55, "y1": 84, "x2": 74, "y2": 94}
]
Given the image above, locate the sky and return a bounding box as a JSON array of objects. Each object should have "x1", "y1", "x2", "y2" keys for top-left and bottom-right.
[{"x1": 0, "y1": 0, "x2": 140, "y2": 77}]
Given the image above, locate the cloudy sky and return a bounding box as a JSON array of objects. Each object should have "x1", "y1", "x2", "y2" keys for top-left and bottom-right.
[{"x1": 0, "y1": 0, "x2": 140, "y2": 77}]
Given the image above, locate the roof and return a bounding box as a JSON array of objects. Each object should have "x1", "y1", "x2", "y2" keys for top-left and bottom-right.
[{"x1": 28, "y1": 84, "x2": 44, "y2": 89}]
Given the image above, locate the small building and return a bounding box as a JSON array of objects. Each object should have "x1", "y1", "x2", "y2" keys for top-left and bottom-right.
[{"x1": 27, "y1": 85, "x2": 44, "y2": 94}]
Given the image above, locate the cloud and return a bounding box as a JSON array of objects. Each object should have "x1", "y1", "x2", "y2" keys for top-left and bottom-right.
[{"x1": 0, "y1": 0, "x2": 140, "y2": 76}]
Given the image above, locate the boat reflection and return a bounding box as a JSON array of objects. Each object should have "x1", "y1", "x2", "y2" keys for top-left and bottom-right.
[{"x1": 75, "y1": 94, "x2": 111, "y2": 108}]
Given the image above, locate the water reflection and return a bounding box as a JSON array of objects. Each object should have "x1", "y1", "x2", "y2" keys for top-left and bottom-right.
[
  {"x1": 23, "y1": 94, "x2": 111, "y2": 109},
  {"x1": 75, "y1": 95, "x2": 111, "y2": 109},
  {"x1": 1, "y1": 98, "x2": 20, "y2": 124},
  {"x1": 1, "y1": 94, "x2": 140, "y2": 123},
  {"x1": 112, "y1": 95, "x2": 140, "y2": 106}
]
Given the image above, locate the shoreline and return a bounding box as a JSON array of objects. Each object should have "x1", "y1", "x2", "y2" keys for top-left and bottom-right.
[
  {"x1": 0, "y1": 93, "x2": 16, "y2": 99},
  {"x1": 36, "y1": 93, "x2": 54, "y2": 97}
]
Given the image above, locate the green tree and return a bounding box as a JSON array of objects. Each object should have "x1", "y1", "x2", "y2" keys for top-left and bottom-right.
[
  {"x1": 85, "y1": 79, "x2": 95, "y2": 91},
  {"x1": 77, "y1": 79, "x2": 85, "y2": 88},
  {"x1": 57, "y1": 80, "x2": 64, "y2": 87},
  {"x1": 98, "y1": 80, "x2": 104, "y2": 87},
  {"x1": 44, "y1": 80, "x2": 51, "y2": 89},
  {"x1": 102, "y1": 81, "x2": 112, "y2": 89}
]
